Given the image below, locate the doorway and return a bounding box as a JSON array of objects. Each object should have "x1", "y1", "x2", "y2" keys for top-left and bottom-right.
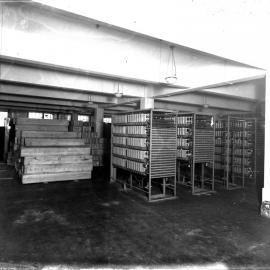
[{"x1": 0, "y1": 112, "x2": 8, "y2": 161}]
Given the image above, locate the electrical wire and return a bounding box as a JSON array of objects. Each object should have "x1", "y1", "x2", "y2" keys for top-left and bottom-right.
[{"x1": 171, "y1": 46, "x2": 177, "y2": 76}]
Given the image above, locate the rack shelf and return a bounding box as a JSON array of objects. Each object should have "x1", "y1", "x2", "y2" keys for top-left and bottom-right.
[
  {"x1": 113, "y1": 122, "x2": 149, "y2": 126},
  {"x1": 176, "y1": 112, "x2": 215, "y2": 195},
  {"x1": 111, "y1": 109, "x2": 177, "y2": 202},
  {"x1": 112, "y1": 164, "x2": 147, "y2": 176},
  {"x1": 214, "y1": 115, "x2": 256, "y2": 189}
]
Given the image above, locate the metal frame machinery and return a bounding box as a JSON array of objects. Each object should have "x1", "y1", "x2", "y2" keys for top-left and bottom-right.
[
  {"x1": 176, "y1": 112, "x2": 215, "y2": 195},
  {"x1": 214, "y1": 115, "x2": 256, "y2": 189},
  {"x1": 110, "y1": 109, "x2": 177, "y2": 202}
]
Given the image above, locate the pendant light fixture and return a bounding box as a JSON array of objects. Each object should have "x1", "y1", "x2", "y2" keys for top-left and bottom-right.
[
  {"x1": 88, "y1": 95, "x2": 93, "y2": 105},
  {"x1": 202, "y1": 96, "x2": 209, "y2": 108},
  {"x1": 114, "y1": 82, "x2": 123, "y2": 98},
  {"x1": 165, "y1": 45, "x2": 177, "y2": 84}
]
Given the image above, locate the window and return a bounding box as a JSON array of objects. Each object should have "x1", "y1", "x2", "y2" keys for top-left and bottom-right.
[
  {"x1": 58, "y1": 114, "x2": 71, "y2": 120},
  {"x1": 0, "y1": 112, "x2": 8, "y2": 127},
  {"x1": 44, "y1": 113, "x2": 53, "y2": 119},
  {"x1": 28, "y1": 112, "x2": 42, "y2": 119},
  {"x1": 28, "y1": 112, "x2": 54, "y2": 119},
  {"x1": 78, "y1": 115, "x2": 89, "y2": 122},
  {"x1": 103, "y1": 117, "x2": 111, "y2": 123}
]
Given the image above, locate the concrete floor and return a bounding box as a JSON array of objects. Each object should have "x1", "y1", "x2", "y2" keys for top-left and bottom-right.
[{"x1": 0, "y1": 167, "x2": 270, "y2": 269}]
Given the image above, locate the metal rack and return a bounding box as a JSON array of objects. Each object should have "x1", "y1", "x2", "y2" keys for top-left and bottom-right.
[
  {"x1": 256, "y1": 116, "x2": 264, "y2": 186},
  {"x1": 176, "y1": 112, "x2": 215, "y2": 195},
  {"x1": 214, "y1": 115, "x2": 256, "y2": 189},
  {"x1": 110, "y1": 109, "x2": 177, "y2": 202}
]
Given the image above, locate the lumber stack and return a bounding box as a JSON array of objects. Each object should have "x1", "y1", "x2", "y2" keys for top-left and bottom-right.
[
  {"x1": 15, "y1": 118, "x2": 92, "y2": 184},
  {"x1": 72, "y1": 121, "x2": 108, "y2": 167},
  {"x1": 89, "y1": 134, "x2": 108, "y2": 167}
]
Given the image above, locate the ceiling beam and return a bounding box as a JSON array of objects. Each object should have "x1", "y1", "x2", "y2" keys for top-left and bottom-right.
[
  {"x1": 0, "y1": 62, "x2": 147, "y2": 98},
  {"x1": 0, "y1": 100, "x2": 93, "y2": 113},
  {"x1": 0, "y1": 82, "x2": 117, "y2": 104},
  {"x1": 0, "y1": 94, "x2": 97, "y2": 109},
  {"x1": 155, "y1": 93, "x2": 254, "y2": 112},
  {"x1": 154, "y1": 101, "x2": 247, "y2": 115},
  {"x1": 0, "y1": 55, "x2": 185, "y2": 94},
  {"x1": 153, "y1": 74, "x2": 265, "y2": 99},
  {"x1": 201, "y1": 90, "x2": 258, "y2": 102},
  {"x1": 0, "y1": 105, "x2": 70, "y2": 114},
  {"x1": 104, "y1": 106, "x2": 137, "y2": 114},
  {"x1": 0, "y1": 54, "x2": 168, "y2": 87},
  {"x1": 102, "y1": 98, "x2": 140, "y2": 108}
]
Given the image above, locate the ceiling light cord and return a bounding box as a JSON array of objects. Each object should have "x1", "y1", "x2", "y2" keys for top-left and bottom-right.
[
  {"x1": 171, "y1": 46, "x2": 177, "y2": 77},
  {"x1": 165, "y1": 45, "x2": 177, "y2": 84}
]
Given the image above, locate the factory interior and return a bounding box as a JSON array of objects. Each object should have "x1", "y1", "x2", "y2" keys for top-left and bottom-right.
[{"x1": 0, "y1": 1, "x2": 269, "y2": 269}]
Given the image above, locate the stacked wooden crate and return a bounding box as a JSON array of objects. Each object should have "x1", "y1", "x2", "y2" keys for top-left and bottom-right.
[
  {"x1": 70, "y1": 120, "x2": 107, "y2": 167},
  {"x1": 15, "y1": 118, "x2": 92, "y2": 184},
  {"x1": 88, "y1": 133, "x2": 108, "y2": 167},
  {"x1": 80, "y1": 125, "x2": 107, "y2": 167},
  {"x1": 72, "y1": 120, "x2": 83, "y2": 137}
]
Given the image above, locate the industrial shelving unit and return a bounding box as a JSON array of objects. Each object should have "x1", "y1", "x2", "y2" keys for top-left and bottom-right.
[
  {"x1": 176, "y1": 112, "x2": 215, "y2": 195},
  {"x1": 214, "y1": 115, "x2": 231, "y2": 189},
  {"x1": 255, "y1": 116, "x2": 264, "y2": 186},
  {"x1": 214, "y1": 115, "x2": 256, "y2": 189},
  {"x1": 231, "y1": 117, "x2": 257, "y2": 187},
  {"x1": 110, "y1": 109, "x2": 177, "y2": 202}
]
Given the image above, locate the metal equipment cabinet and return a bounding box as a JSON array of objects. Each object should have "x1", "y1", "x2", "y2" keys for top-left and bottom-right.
[
  {"x1": 110, "y1": 109, "x2": 177, "y2": 202},
  {"x1": 176, "y1": 113, "x2": 215, "y2": 195},
  {"x1": 214, "y1": 115, "x2": 256, "y2": 189}
]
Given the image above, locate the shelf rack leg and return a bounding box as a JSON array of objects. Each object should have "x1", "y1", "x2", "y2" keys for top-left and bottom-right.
[
  {"x1": 177, "y1": 160, "x2": 181, "y2": 183},
  {"x1": 174, "y1": 175, "x2": 177, "y2": 197},
  {"x1": 163, "y1": 178, "x2": 166, "y2": 195},
  {"x1": 212, "y1": 161, "x2": 215, "y2": 191},
  {"x1": 191, "y1": 163, "x2": 195, "y2": 194},
  {"x1": 110, "y1": 167, "x2": 117, "y2": 183},
  {"x1": 148, "y1": 176, "x2": 151, "y2": 201},
  {"x1": 242, "y1": 124, "x2": 245, "y2": 188},
  {"x1": 232, "y1": 129, "x2": 235, "y2": 186},
  {"x1": 129, "y1": 174, "x2": 133, "y2": 188},
  {"x1": 226, "y1": 115, "x2": 230, "y2": 189},
  {"x1": 201, "y1": 163, "x2": 205, "y2": 189}
]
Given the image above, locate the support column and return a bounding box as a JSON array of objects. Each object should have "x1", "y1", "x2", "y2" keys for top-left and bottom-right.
[
  {"x1": 94, "y1": 107, "x2": 104, "y2": 137},
  {"x1": 70, "y1": 112, "x2": 78, "y2": 132},
  {"x1": 262, "y1": 75, "x2": 269, "y2": 217},
  {"x1": 140, "y1": 97, "x2": 154, "y2": 109}
]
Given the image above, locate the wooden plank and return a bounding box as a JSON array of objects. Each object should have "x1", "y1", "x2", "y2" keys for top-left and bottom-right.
[
  {"x1": 16, "y1": 125, "x2": 68, "y2": 132},
  {"x1": 16, "y1": 118, "x2": 69, "y2": 126},
  {"x1": 21, "y1": 146, "x2": 90, "y2": 156},
  {"x1": 23, "y1": 155, "x2": 92, "y2": 165},
  {"x1": 23, "y1": 163, "x2": 93, "y2": 174},
  {"x1": 22, "y1": 171, "x2": 92, "y2": 184},
  {"x1": 21, "y1": 131, "x2": 79, "y2": 138},
  {"x1": 24, "y1": 138, "x2": 85, "y2": 146}
]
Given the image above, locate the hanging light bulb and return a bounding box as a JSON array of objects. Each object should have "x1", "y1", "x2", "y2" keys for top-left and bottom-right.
[
  {"x1": 165, "y1": 45, "x2": 177, "y2": 84},
  {"x1": 114, "y1": 82, "x2": 123, "y2": 98},
  {"x1": 203, "y1": 96, "x2": 209, "y2": 108},
  {"x1": 88, "y1": 95, "x2": 93, "y2": 105}
]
